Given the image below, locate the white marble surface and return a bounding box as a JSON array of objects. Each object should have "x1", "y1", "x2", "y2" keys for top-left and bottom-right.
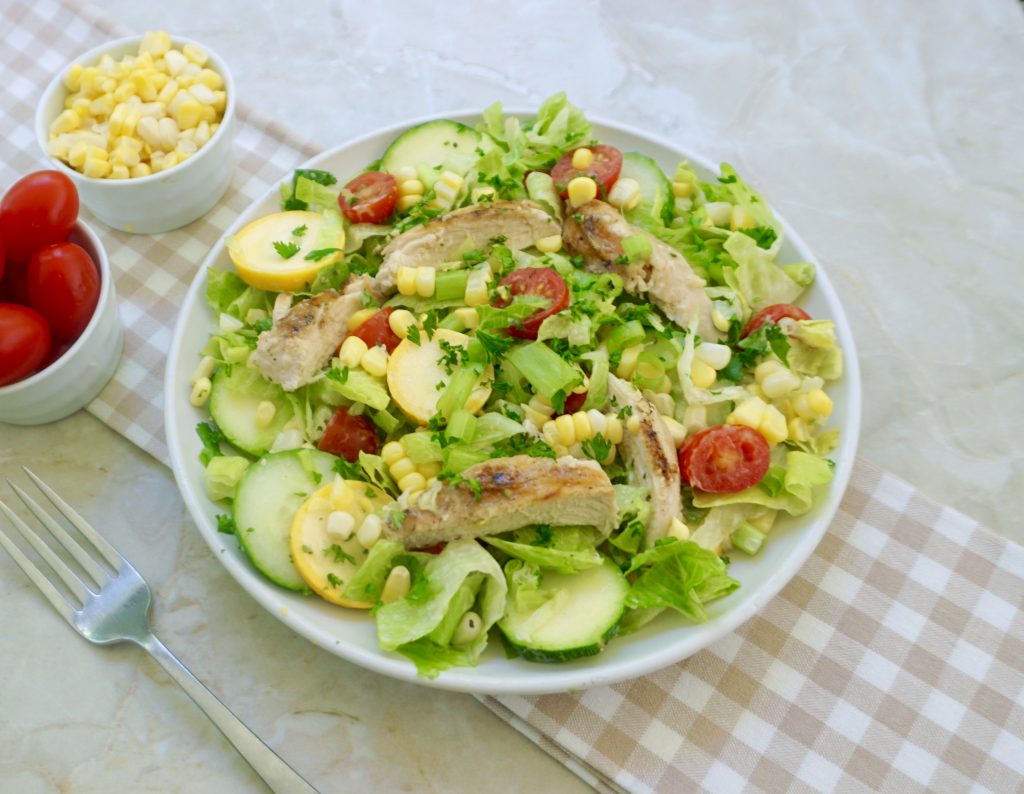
[{"x1": 2, "y1": 0, "x2": 1023, "y2": 791}]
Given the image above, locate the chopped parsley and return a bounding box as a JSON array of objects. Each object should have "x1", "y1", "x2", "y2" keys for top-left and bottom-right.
[
  {"x1": 326, "y1": 573, "x2": 344, "y2": 589},
  {"x1": 304, "y1": 247, "x2": 341, "y2": 262},
  {"x1": 273, "y1": 240, "x2": 301, "y2": 259},
  {"x1": 491, "y1": 433, "x2": 556, "y2": 459},
  {"x1": 582, "y1": 432, "x2": 612, "y2": 463},
  {"x1": 291, "y1": 224, "x2": 308, "y2": 237},
  {"x1": 439, "y1": 471, "x2": 483, "y2": 500},
  {"x1": 216, "y1": 514, "x2": 236, "y2": 535},
  {"x1": 324, "y1": 544, "x2": 356, "y2": 564}
]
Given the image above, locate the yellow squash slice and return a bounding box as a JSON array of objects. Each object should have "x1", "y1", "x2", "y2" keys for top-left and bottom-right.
[
  {"x1": 289, "y1": 477, "x2": 392, "y2": 607},
  {"x1": 228, "y1": 210, "x2": 344, "y2": 291},
  {"x1": 386, "y1": 328, "x2": 492, "y2": 425}
]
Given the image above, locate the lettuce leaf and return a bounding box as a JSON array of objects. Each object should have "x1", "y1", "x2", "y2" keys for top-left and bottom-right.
[
  {"x1": 702, "y1": 164, "x2": 780, "y2": 250},
  {"x1": 692, "y1": 450, "x2": 833, "y2": 515},
  {"x1": 321, "y1": 366, "x2": 390, "y2": 411},
  {"x1": 342, "y1": 539, "x2": 408, "y2": 603},
  {"x1": 782, "y1": 319, "x2": 844, "y2": 380},
  {"x1": 624, "y1": 538, "x2": 739, "y2": 622},
  {"x1": 203, "y1": 455, "x2": 250, "y2": 501},
  {"x1": 206, "y1": 269, "x2": 273, "y2": 321},
  {"x1": 483, "y1": 526, "x2": 603, "y2": 574},
  {"x1": 374, "y1": 539, "x2": 506, "y2": 677},
  {"x1": 504, "y1": 559, "x2": 554, "y2": 611},
  {"x1": 722, "y1": 233, "x2": 805, "y2": 316}
]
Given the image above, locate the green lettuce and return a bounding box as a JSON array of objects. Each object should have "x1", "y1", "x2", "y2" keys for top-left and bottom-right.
[
  {"x1": 783, "y1": 319, "x2": 844, "y2": 380},
  {"x1": 693, "y1": 450, "x2": 833, "y2": 515},
  {"x1": 483, "y1": 526, "x2": 603, "y2": 574},
  {"x1": 342, "y1": 539, "x2": 409, "y2": 603},
  {"x1": 203, "y1": 455, "x2": 250, "y2": 501},
  {"x1": 321, "y1": 367, "x2": 390, "y2": 411},
  {"x1": 624, "y1": 538, "x2": 739, "y2": 622},
  {"x1": 206, "y1": 269, "x2": 273, "y2": 321},
  {"x1": 722, "y1": 233, "x2": 805, "y2": 315},
  {"x1": 375, "y1": 539, "x2": 507, "y2": 678},
  {"x1": 504, "y1": 559, "x2": 553, "y2": 611},
  {"x1": 701, "y1": 164, "x2": 780, "y2": 248}
]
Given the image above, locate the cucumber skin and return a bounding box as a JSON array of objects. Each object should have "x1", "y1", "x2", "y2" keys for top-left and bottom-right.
[
  {"x1": 232, "y1": 449, "x2": 338, "y2": 592},
  {"x1": 380, "y1": 119, "x2": 481, "y2": 175},
  {"x1": 621, "y1": 152, "x2": 674, "y2": 227},
  {"x1": 504, "y1": 618, "x2": 623, "y2": 664},
  {"x1": 208, "y1": 365, "x2": 293, "y2": 457}
]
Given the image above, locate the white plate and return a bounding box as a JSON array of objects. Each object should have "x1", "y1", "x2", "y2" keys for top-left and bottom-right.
[{"x1": 166, "y1": 111, "x2": 861, "y2": 695}]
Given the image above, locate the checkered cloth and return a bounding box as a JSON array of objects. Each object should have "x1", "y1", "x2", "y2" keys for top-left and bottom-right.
[{"x1": 4, "y1": 3, "x2": 1022, "y2": 792}]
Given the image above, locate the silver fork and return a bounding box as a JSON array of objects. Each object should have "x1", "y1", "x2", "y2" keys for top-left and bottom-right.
[{"x1": 0, "y1": 468, "x2": 318, "y2": 794}]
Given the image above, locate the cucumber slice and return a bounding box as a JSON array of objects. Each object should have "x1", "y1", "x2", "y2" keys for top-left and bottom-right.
[
  {"x1": 380, "y1": 120, "x2": 482, "y2": 179},
  {"x1": 499, "y1": 557, "x2": 629, "y2": 663},
  {"x1": 208, "y1": 364, "x2": 294, "y2": 456},
  {"x1": 233, "y1": 449, "x2": 338, "y2": 590},
  {"x1": 620, "y1": 152, "x2": 674, "y2": 227}
]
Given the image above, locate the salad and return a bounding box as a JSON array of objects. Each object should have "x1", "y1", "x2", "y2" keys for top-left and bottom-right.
[{"x1": 191, "y1": 94, "x2": 843, "y2": 678}]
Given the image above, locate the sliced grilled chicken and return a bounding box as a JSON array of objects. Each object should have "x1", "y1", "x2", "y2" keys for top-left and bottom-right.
[
  {"x1": 608, "y1": 374, "x2": 681, "y2": 545},
  {"x1": 375, "y1": 200, "x2": 560, "y2": 293},
  {"x1": 384, "y1": 455, "x2": 616, "y2": 549},
  {"x1": 563, "y1": 200, "x2": 719, "y2": 340},
  {"x1": 249, "y1": 275, "x2": 373, "y2": 391}
]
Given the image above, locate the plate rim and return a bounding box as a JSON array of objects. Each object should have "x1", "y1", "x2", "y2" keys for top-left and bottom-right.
[{"x1": 165, "y1": 108, "x2": 862, "y2": 695}]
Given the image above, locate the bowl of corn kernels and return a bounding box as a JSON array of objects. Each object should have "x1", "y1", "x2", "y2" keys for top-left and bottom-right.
[{"x1": 35, "y1": 31, "x2": 236, "y2": 234}]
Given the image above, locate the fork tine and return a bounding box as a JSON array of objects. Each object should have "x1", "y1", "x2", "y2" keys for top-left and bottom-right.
[
  {"x1": 22, "y1": 467, "x2": 122, "y2": 570},
  {"x1": 9, "y1": 482, "x2": 109, "y2": 588},
  {"x1": 0, "y1": 502, "x2": 79, "y2": 623},
  {"x1": 0, "y1": 499, "x2": 91, "y2": 603}
]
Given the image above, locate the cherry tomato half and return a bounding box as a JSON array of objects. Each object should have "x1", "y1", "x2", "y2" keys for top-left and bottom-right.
[
  {"x1": 27, "y1": 242, "x2": 100, "y2": 342},
  {"x1": 350, "y1": 307, "x2": 401, "y2": 353},
  {"x1": 0, "y1": 303, "x2": 52, "y2": 386},
  {"x1": 494, "y1": 267, "x2": 570, "y2": 340},
  {"x1": 339, "y1": 172, "x2": 398, "y2": 225},
  {"x1": 679, "y1": 425, "x2": 770, "y2": 494},
  {"x1": 559, "y1": 390, "x2": 588, "y2": 415},
  {"x1": 550, "y1": 145, "x2": 623, "y2": 199},
  {"x1": 0, "y1": 171, "x2": 79, "y2": 264},
  {"x1": 317, "y1": 406, "x2": 380, "y2": 462},
  {"x1": 740, "y1": 303, "x2": 812, "y2": 339}
]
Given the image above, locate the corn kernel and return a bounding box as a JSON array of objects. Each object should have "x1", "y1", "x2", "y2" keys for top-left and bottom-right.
[
  {"x1": 417, "y1": 461, "x2": 442, "y2": 479},
  {"x1": 571, "y1": 147, "x2": 594, "y2": 169},
  {"x1": 338, "y1": 335, "x2": 369, "y2": 367},
  {"x1": 71, "y1": 96, "x2": 91, "y2": 118},
  {"x1": 157, "y1": 79, "x2": 179, "y2": 105},
  {"x1": 694, "y1": 342, "x2": 731, "y2": 371},
  {"x1": 82, "y1": 156, "x2": 111, "y2": 179},
  {"x1": 567, "y1": 176, "x2": 598, "y2": 208},
  {"x1": 140, "y1": 31, "x2": 172, "y2": 57},
  {"x1": 728, "y1": 396, "x2": 768, "y2": 430},
  {"x1": 188, "y1": 83, "x2": 217, "y2": 106},
  {"x1": 521, "y1": 406, "x2": 547, "y2": 429},
  {"x1": 49, "y1": 109, "x2": 80, "y2": 135},
  {"x1": 414, "y1": 266, "x2": 436, "y2": 298},
  {"x1": 464, "y1": 266, "x2": 491, "y2": 307},
  {"x1": 198, "y1": 68, "x2": 224, "y2": 90},
  {"x1": 788, "y1": 417, "x2": 810, "y2": 442},
  {"x1": 755, "y1": 358, "x2": 784, "y2": 383},
  {"x1": 396, "y1": 266, "x2": 417, "y2": 296},
  {"x1": 759, "y1": 405, "x2": 788, "y2": 444},
  {"x1": 554, "y1": 414, "x2": 576, "y2": 446},
  {"x1": 791, "y1": 394, "x2": 816, "y2": 420},
  {"x1": 181, "y1": 43, "x2": 208, "y2": 66},
  {"x1": 668, "y1": 517, "x2": 691, "y2": 541},
  {"x1": 388, "y1": 309, "x2": 417, "y2": 339},
  {"x1": 356, "y1": 514, "x2": 383, "y2": 548},
  {"x1": 452, "y1": 307, "x2": 479, "y2": 330},
  {"x1": 347, "y1": 307, "x2": 377, "y2": 331},
  {"x1": 397, "y1": 472, "x2": 427, "y2": 494},
  {"x1": 254, "y1": 400, "x2": 277, "y2": 428},
  {"x1": 571, "y1": 411, "x2": 592, "y2": 442},
  {"x1": 396, "y1": 194, "x2": 422, "y2": 212},
  {"x1": 163, "y1": 49, "x2": 188, "y2": 76},
  {"x1": 607, "y1": 177, "x2": 641, "y2": 212},
  {"x1": 389, "y1": 457, "x2": 416, "y2": 481},
  {"x1": 672, "y1": 180, "x2": 694, "y2": 198},
  {"x1": 381, "y1": 443, "x2": 405, "y2": 467},
  {"x1": 705, "y1": 201, "x2": 733, "y2": 227},
  {"x1": 109, "y1": 164, "x2": 130, "y2": 180},
  {"x1": 131, "y1": 70, "x2": 159, "y2": 102},
  {"x1": 326, "y1": 511, "x2": 355, "y2": 542},
  {"x1": 131, "y1": 162, "x2": 152, "y2": 178},
  {"x1": 662, "y1": 415, "x2": 687, "y2": 447},
  {"x1": 430, "y1": 170, "x2": 464, "y2": 210},
  {"x1": 381, "y1": 565, "x2": 411, "y2": 604},
  {"x1": 392, "y1": 166, "x2": 417, "y2": 183},
  {"x1": 730, "y1": 206, "x2": 757, "y2": 231},
  {"x1": 616, "y1": 344, "x2": 643, "y2": 379},
  {"x1": 534, "y1": 234, "x2": 563, "y2": 254},
  {"x1": 173, "y1": 96, "x2": 203, "y2": 129},
  {"x1": 89, "y1": 93, "x2": 114, "y2": 118},
  {"x1": 761, "y1": 368, "x2": 802, "y2": 399},
  {"x1": 805, "y1": 388, "x2": 833, "y2": 417},
  {"x1": 64, "y1": 64, "x2": 84, "y2": 92},
  {"x1": 690, "y1": 359, "x2": 717, "y2": 390},
  {"x1": 604, "y1": 415, "x2": 624, "y2": 444},
  {"x1": 361, "y1": 346, "x2": 389, "y2": 378},
  {"x1": 626, "y1": 413, "x2": 640, "y2": 433},
  {"x1": 399, "y1": 178, "x2": 425, "y2": 197}
]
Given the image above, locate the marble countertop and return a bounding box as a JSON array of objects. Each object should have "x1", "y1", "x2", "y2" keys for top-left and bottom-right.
[{"x1": 2, "y1": 1, "x2": 1022, "y2": 791}]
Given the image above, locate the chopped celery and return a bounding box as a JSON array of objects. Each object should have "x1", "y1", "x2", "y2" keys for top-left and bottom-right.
[
  {"x1": 633, "y1": 351, "x2": 666, "y2": 390},
  {"x1": 442, "y1": 445, "x2": 489, "y2": 473},
  {"x1": 436, "y1": 367, "x2": 481, "y2": 421},
  {"x1": 434, "y1": 269, "x2": 470, "y2": 301},
  {"x1": 581, "y1": 350, "x2": 609, "y2": 411},
  {"x1": 402, "y1": 431, "x2": 444, "y2": 463},
  {"x1": 447, "y1": 409, "x2": 478, "y2": 441},
  {"x1": 371, "y1": 408, "x2": 401, "y2": 434},
  {"x1": 525, "y1": 171, "x2": 562, "y2": 220},
  {"x1": 731, "y1": 521, "x2": 766, "y2": 555},
  {"x1": 506, "y1": 341, "x2": 581, "y2": 403},
  {"x1": 606, "y1": 320, "x2": 645, "y2": 352}
]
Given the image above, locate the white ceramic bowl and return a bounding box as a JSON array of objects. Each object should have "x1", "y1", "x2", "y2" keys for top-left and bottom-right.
[
  {"x1": 166, "y1": 113, "x2": 861, "y2": 695},
  {"x1": 35, "y1": 35, "x2": 236, "y2": 235},
  {"x1": 0, "y1": 220, "x2": 123, "y2": 425}
]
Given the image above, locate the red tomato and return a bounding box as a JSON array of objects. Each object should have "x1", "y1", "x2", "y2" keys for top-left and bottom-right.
[
  {"x1": 0, "y1": 171, "x2": 79, "y2": 263},
  {"x1": 0, "y1": 304, "x2": 52, "y2": 386},
  {"x1": 0, "y1": 259, "x2": 29, "y2": 304},
  {"x1": 679, "y1": 425, "x2": 770, "y2": 494},
  {"x1": 740, "y1": 304, "x2": 812, "y2": 339},
  {"x1": 550, "y1": 145, "x2": 623, "y2": 198},
  {"x1": 560, "y1": 390, "x2": 587, "y2": 415},
  {"x1": 414, "y1": 543, "x2": 446, "y2": 554},
  {"x1": 27, "y1": 242, "x2": 100, "y2": 342},
  {"x1": 350, "y1": 307, "x2": 401, "y2": 353},
  {"x1": 339, "y1": 172, "x2": 398, "y2": 224},
  {"x1": 317, "y1": 406, "x2": 380, "y2": 462},
  {"x1": 0, "y1": 232, "x2": 5, "y2": 282},
  {"x1": 494, "y1": 268, "x2": 570, "y2": 339}
]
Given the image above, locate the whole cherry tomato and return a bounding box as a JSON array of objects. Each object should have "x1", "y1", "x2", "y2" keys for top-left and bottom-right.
[
  {"x1": 0, "y1": 171, "x2": 79, "y2": 264},
  {"x1": 27, "y1": 242, "x2": 100, "y2": 342},
  {"x1": 317, "y1": 406, "x2": 380, "y2": 462},
  {"x1": 350, "y1": 307, "x2": 401, "y2": 353},
  {"x1": 0, "y1": 303, "x2": 52, "y2": 386},
  {"x1": 679, "y1": 425, "x2": 770, "y2": 494},
  {"x1": 550, "y1": 145, "x2": 623, "y2": 198},
  {"x1": 494, "y1": 267, "x2": 570, "y2": 340},
  {"x1": 339, "y1": 172, "x2": 398, "y2": 224},
  {"x1": 740, "y1": 304, "x2": 812, "y2": 339},
  {"x1": 0, "y1": 231, "x2": 5, "y2": 283}
]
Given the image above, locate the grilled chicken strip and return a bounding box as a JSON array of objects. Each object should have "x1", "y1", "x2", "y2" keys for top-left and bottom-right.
[
  {"x1": 375, "y1": 200, "x2": 559, "y2": 293},
  {"x1": 249, "y1": 275, "x2": 373, "y2": 392},
  {"x1": 384, "y1": 455, "x2": 617, "y2": 549},
  {"x1": 608, "y1": 374, "x2": 681, "y2": 545},
  {"x1": 563, "y1": 200, "x2": 720, "y2": 340}
]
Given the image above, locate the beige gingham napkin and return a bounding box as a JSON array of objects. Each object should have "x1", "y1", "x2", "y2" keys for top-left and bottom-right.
[{"x1": 4, "y1": 3, "x2": 1022, "y2": 793}]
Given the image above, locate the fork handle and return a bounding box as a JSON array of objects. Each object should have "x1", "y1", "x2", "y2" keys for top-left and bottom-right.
[{"x1": 140, "y1": 634, "x2": 319, "y2": 794}]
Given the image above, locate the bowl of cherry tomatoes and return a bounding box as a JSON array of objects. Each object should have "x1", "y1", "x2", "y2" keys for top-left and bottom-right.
[{"x1": 0, "y1": 170, "x2": 123, "y2": 425}]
